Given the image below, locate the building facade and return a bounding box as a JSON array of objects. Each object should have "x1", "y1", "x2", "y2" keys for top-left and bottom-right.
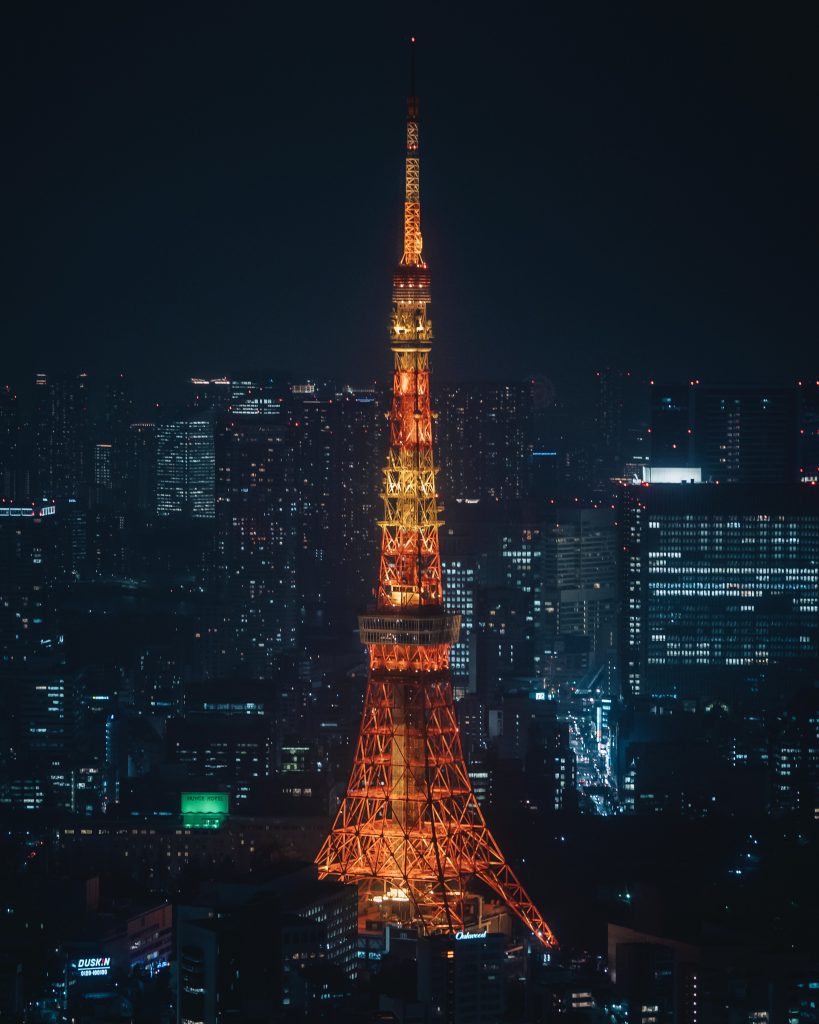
[{"x1": 621, "y1": 483, "x2": 819, "y2": 704}]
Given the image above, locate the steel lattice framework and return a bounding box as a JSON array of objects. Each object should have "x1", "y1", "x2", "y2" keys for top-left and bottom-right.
[{"x1": 316, "y1": 43, "x2": 557, "y2": 949}]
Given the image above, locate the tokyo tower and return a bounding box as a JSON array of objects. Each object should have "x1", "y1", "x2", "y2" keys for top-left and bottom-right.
[{"x1": 316, "y1": 42, "x2": 557, "y2": 949}]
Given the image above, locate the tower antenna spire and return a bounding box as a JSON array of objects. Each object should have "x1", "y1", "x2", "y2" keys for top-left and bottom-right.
[{"x1": 401, "y1": 38, "x2": 422, "y2": 266}]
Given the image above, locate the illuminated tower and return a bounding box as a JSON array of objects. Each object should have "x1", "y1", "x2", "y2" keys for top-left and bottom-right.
[{"x1": 316, "y1": 43, "x2": 557, "y2": 948}]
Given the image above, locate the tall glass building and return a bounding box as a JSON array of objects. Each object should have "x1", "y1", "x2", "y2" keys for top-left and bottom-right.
[
  {"x1": 156, "y1": 416, "x2": 215, "y2": 519},
  {"x1": 621, "y1": 483, "x2": 819, "y2": 704}
]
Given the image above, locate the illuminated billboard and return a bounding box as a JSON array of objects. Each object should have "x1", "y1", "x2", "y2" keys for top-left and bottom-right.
[
  {"x1": 180, "y1": 791, "x2": 228, "y2": 829},
  {"x1": 71, "y1": 956, "x2": 112, "y2": 978}
]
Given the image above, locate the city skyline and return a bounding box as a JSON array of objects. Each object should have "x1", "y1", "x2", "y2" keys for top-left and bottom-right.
[{"x1": 2, "y1": 18, "x2": 817, "y2": 1023}]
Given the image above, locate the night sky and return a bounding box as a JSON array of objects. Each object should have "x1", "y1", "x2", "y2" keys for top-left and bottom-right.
[{"x1": 5, "y1": 3, "x2": 817, "y2": 394}]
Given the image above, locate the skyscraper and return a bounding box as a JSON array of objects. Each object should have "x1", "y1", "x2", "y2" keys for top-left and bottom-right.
[
  {"x1": 797, "y1": 379, "x2": 819, "y2": 483},
  {"x1": 213, "y1": 414, "x2": 298, "y2": 678},
  {"x1": 620, "y1": 482, "x2": 819, "y2": 704},
  {"x1": 649, "y1": 383, "x2": 692, "y2": 468},
  {"x1": 538, "y1": 506, "x2": 618, "y2": 691},
  {"x1": 289, "y1": 388, "x2": 337, "y2": 629},
  {"x1": 441, "y1": 502, "x2": 618, "y2": 695},
  {"x1": 126, "y1": 422, "x2": 157, "y2": 513},
  {"x1": 437, "y1": 382, "x2": 532, "y2": 502},
  {"x1": 0, "y1": 500, "x2": 75, "y2": 811},
  {"x1": 99, "y1": 372, "x2": 135, "y2": 498},
  {"x1": 156, "y1": 416, "x2": 215, "y2": 519},
  {"x1": 0, "y1": 385, "x2": 21, "y2": 500},
  {"x1": 335, "y1": 387, "x2": 384, "y2": 626},
  {"x1": 32, "y1": 371, "x2": 90, "y2": 499},
  {"x1": 0, "y1": 500, "x2": 61, "y2": 666},
  {"x1": 649, "y1": 382, "x2": 799, "y2": 483},
  {"x1": 695, "y1": 386, "x2": 798, "y2": 484},
  {"x1": 595, "y1": 368, "x2": 627, "y2": 478}
]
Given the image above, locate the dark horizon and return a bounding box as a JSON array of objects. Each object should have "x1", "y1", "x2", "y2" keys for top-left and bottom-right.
[{"x1": 6, "y1": 3, "x2": 817, "y2": 392}]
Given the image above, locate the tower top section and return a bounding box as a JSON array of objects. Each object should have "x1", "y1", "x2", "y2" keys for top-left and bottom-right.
[
  {"x1": 408, "y1": 36, "x2": 418, "y2": 121},
  {"x1": 399, "y1": 37, "x2": 424, "y2": 270},
  {"x1": 391, "y1": 38, "x2": 432, "y2": 348}
]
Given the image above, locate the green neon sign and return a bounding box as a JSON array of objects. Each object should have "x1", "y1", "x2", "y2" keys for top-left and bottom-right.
[{"x1": 181, "y1": 791, "x2": 229, "y2": 828}]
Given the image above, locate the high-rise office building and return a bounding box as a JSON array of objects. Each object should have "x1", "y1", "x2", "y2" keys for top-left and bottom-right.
[
  {"x1": 417, "y1": 932, "x2": 506, "y2": 1024},
  {"x1": 442, "y1": 505, "x2": 539, "y2": 694},
  {"x1": 168, "y1": 714, "x2": 272, "y2": 808},
  {"x1": 177, "y1": 867, "x2": 357, "y2": 1022},
  {"x1": 695, "y1": 386, "x2": 798, "y2": 484},
  {"x1": 335, "y1": 387, "x2": 384, "y2": 622},
  {"x1": 93, "y1": 443, "x2": 112, "y2": 489},
  {"x1": 650, "y1": 383, "x2": 799, "y2": 484},
  {"x1": 289, "y1": 391, "x2": 336, "y2": 629},
  {"x1": 126, "y1": 422, "x2": 157, "y2": 512},
  {"x1": 596, "y1": 369, "x2": 627, "y2": 463},
  {"x1": 0, "y1": 385, "x2": 22, "y2": 500},
  {"x1": 442, "y1": 553, "x2": 482, "y2": 694},
  {"x1": 621, "y1": 482, "x2": 819, "y2": 704},
  {"x1": 769, "y1": 689, "x2": 819, "y2": 818},
  {"x1": 0, "y1": 500, "x2": 61, "y2": 667},
  {"x1": 188, "y1": 376, "x2": 232, "y2": 412},
  {"x1": 229, "y1": 374, "x2": 289, "y2": 416},
  {"x1": 797, "y1": 379, "x2": 819, "y2": 483},
  {"x1": 0, "y1": 500, "x2": 75, "y2": 811},
  {"x1": 99, "y1": 372, "x2": 135, "y2": 497},
  {"x1": 442, "y1": 503, "x2": 618, "y2": 694},
  {"x1": 213, "y1": 414, "x2": 298, "y2": 677},
  {"x1": 437, "y1": 382, "x2": 532, "y2": 502},
  {"x1": 649, "y1": 383, "x2": 692, "y2": 468},
  {"x1": 525, "y1": 718, "x2": 578, "y2": 813},
  {"x1": 156, "y1": 416, "x2": 215, "y2": 519},
  {"x1": 539, "y1": 507, "x2": 618, "y2": 691},
  {"x1": 594, "y1": 367, "x2": 634, "y2": 479},
  {"x1": 32, "y1": 371, "x2": 90, "y2": 499}
]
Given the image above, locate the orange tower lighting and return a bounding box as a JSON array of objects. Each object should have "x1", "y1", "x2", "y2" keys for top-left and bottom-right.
[{"x1": 316, "y1": 41, "x2": 557, "y2": 949}]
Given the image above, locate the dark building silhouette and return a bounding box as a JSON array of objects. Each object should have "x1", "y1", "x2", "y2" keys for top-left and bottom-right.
[
  {"x1": 334, "y1": 387, "x2": 384, "y2": 622},
  {"x1": 0, "y1": 499, "x2": 78, "y2": 811},
  {"x1": 417, "y1": 931, "x2": 506, "y2": 1024},
  {"x1": 797, "y1": 378, "x2": 819, "y2": 483},
  {"x1": 32, "y1": 371, "x2": 90, "y2": 500},
  {"x1": 213, "y1": 414, "x2": 298, "y2": 677},
  {"x1": 437, "y1": 382, "x2": 532, "y2": 503},
  {"x1": 168, "y1": 713, "x2": 273, "y2": 810},
  {"x1": 695, "y1": 386, "x2": 798, "y2": 484},
  {"x1": 650, "y1": 383, "x2": 799, "y2": 483},
  {"x1": 97, "y1": 372, "x2": 135, "y2": 504},
  {"x1": 289, "y1": 388, "x2": 337, "y2": 630},
  {"x1": 649, "y1": 383, "x2": 692, "y2": 468},
  {"x1": 177, "y1": 866, "x2": 357, "y2": 1022},
  {"x1": 0, "y1": 499, "x2": 61, "y2": 667},
  {"x1": 0, "y1": 385, "x2": 22, "y2": 500},
  {"x1": 126, "y1": 421, "x2": 157, "y2": 513}
]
